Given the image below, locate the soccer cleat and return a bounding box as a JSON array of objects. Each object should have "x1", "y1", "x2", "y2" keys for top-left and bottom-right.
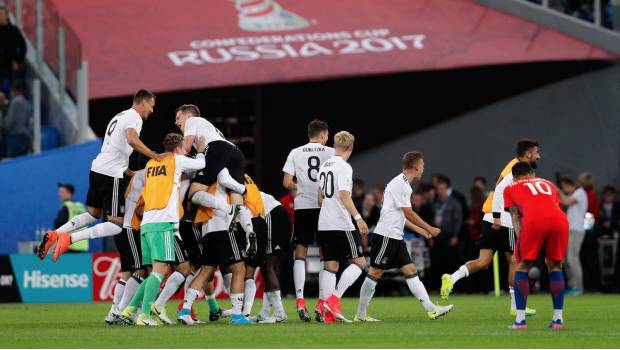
[
  {"x1": 440, "y1": 274, "x2": 453, "y2": 301},
  {"x1": 177, "y1": 302, "x2": 200, "y2": 321},
  {"x1": 209, "y1": 308, "x2": 223, "y2": 322},
  {"x1": 510, "y1": 307, "x2": 537, "y2": 317},
  {"x1": 297, "y1": 298, "x2": 311, "y2": 322},
  {"x1": 315, "y1": 300, "x2": 325, "y2": 323},
  {"x1": 52, "y1": 233, "x2": 72, "y2": 262},
  {"x1": 136, "y1": 314, "x2": 160, "y2": 326},
  {"x1": 324, "y1": 295, "x2": 350, "y2": 323},
  {"x1": 509, "y1": 320, "x2": 528, "y2": 330},
  {"x1": 226, "y1": 204, "x2": 240, "y2": 233},
  {"x1": 236, "y1": 0, "x2": 310, "y2": 33},
  {"x1": 249, "y1": 313, "x2": 270, "y2": 323},
  {"x1": 37, "y1": 231, "x2": 58, "y2": 260},
  {"x1": 549, "y1": 319, "x2": 563, "y2": 330},
  {"x1": 117, "y1": 307, "x2": 137, "y2": 325},
  {"x1": 427, "y1": 304, "x2": 453, "y2": 320},
  {"x1": 230, "y1": 314, "x2": 253, "y2": 325},
  {"x1": 177, "y1": 308, "x2": 197, "y2": 325},
  {"x1": 151, "y1": 304, "x2": 174, "y2": 325},
  {"x1": 273, "y1": 312, "x2": 288, "y2": 323},
  {"x1": 246, "y1": 231, "x2": 257, "y2": 259},
  {"x1": 353, "y1": 315, "x2": 381, "y2": 322}
]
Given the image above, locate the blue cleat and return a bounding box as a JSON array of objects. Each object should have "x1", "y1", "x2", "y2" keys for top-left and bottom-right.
[{"x1": 230, "y1": 314, "x2": 253, "y2": 325}]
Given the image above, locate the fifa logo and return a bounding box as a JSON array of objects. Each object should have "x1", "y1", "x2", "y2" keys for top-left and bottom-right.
[{"x1": 233, "y1": 0, "x2": 310, "y2": 32}]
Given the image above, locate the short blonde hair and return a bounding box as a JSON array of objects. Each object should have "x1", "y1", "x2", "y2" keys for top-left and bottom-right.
[
  {"x1": 334, "y1": 131, "x2": 355, "y2": 149},
  {"x1": 579, "y1": 172, "x2": 594, "y2": 189}
]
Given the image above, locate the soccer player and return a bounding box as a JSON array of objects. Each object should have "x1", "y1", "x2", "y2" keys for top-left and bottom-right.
[
  {"x1": 38, "y1": 89, "x2": 162, "y2": 262},
  {"x1": 355, "y1": 152, "x2": 452, "y2": 321},
  {"x1": 503, "y1": 162, "x2": 568, "y2": 330},
  {"x1": 317, "y1": 131, "x2": 367, "y2": 323},
  {"x1": 441, "y1": 139, "x2": 540, "y2": 316},
  {"x1": 119, "y1": 133, "x2": 206, "y2": 326},
  {"x1": 282, "y1": 119, "x2": 334, "y2": 321},
  {"x1": 252, "y1": 191, "x2": 291, "y2": 323},
  {"x1": 174, "y1": 104, "x2": 256, "y2": 253},
  {"x1": 179, "y1": 181, "x2": 252, "y2": 325}
]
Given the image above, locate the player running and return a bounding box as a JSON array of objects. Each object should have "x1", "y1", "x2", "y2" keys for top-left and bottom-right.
[
  {"x1": 355, "y1": 152, "x2": 451, "y2": 321},
  {"x1": 282, "y1": 119, "x2": 334, "y2": 321},
  {"x1": 38, "y1": 89, "x2": 162, "y2": 262},
  {"x1": 503, "y1": 162, "x2": 568, "y2": 330},
  {"x1": 441, "y1": 139, "x2": 540, "y2": 317}
]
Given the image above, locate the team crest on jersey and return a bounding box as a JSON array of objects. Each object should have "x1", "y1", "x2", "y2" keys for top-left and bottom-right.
[{"x1": 381, "y1": 257, "x2": 389, "y2": 265}]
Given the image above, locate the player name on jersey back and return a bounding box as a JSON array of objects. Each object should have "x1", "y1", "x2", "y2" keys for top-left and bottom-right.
[{"x1": 283, "y1": 142, "x2": 335, "y2": 210}]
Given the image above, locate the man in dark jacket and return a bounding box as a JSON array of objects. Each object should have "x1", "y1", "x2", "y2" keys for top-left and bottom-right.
[{"x1": 0, "y1": 5, "x2": 27, "y2": 95}]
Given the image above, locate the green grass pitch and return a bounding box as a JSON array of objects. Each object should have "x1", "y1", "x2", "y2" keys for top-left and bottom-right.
[{"x1": 1, "y1": 295, "x2": 619, "y2": 348}]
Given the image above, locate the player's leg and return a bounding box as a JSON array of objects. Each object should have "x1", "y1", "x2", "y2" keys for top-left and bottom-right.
[
  {"x1": 441, "y1": 221, "x2": 498, "y2": 300},
  {"x1": 402, "y1": 263, "x2": 453, "y2": 320},
  {"x1": 203, "y1": 278, "x2": 223, "y2": 321},
  {"x1": 356, "y1": 267, "x2": 383, "y2": 321},
  {"x1": 510, "y1": 260, "x2": 533, "y2": 329},
  {"x1": 105, "y1": 271, "x2": 129, "y2": 324},
  {"x1": 325, "y1": 231, "x2": 366, "y2": 322},
  {"x1": 260, "y1": 208, "x2": 290, "y2": 322},
  {"x1": 317, "y1": 230, "x2": 338, "y2": 323},
  {"x1": 118, "y1": 230, "x2": 153, "y2": 325},
  {"x1": 179, "y1": 265, "x2": 215, "y2": 324},
  {"x1": 242, "y1": 266, "x2": 257, "y2": 317},
  {"x1": 545, "y1": 217, "x2": 569, "y2": 329},
  {"x1": 264, "y1": 255, "x2": 287, "y2": 322},
  {"x1": 153, "y1": 237, "x2": 190, "y2": 325},
  {"x1": 292, "y1": 209, "x2": 315, "y2": 321}
]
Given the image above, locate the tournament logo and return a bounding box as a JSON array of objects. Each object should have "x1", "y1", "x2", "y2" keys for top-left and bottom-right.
[{"x1": 234, "y1": 0, "x2": 310, "y2": 32}]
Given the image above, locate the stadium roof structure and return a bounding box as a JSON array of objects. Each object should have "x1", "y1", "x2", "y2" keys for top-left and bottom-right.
[{"x1": 53, "y1": 0, "x2": 618, "y2": 99}]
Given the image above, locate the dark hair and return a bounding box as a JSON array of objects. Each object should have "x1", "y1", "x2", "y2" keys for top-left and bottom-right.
[
  {"x1": 162, "y1": 133, "x2": 184, "y2": 152},
  {"x1": 371, "y1": 184, "x2": 384, "y2": 192},
  {"x1": 176, "y1": 104, "x2": 200, "y2": 117},
  {"x1": 511, "y1": 161, "x2": 534, "y2": 179},
  {"x1": 10, "y1": 81, "x2": 24, "y2": 94},
  {"x1": 353, "y1": 178, "x2": 365, "y2": 187},
  {"x1": 57, "y1": 183, "x2": 75, "y2": 195},
  {"x1": 473, "y1": 176, "x2": 487, "y2": 186},
  {"x1": 559, "y1": 176, "x2": 575, "y2": 187},
  {"x1": 307, "y1": 119, "x2": 329, "y2": 138},
  {"x1": 133, "y1": 89, "x2": 155, "y2": 104},
  {"x1": 603, "y1": 185, "x2": 616, "y2": 194},
  {"x1": 516, "y1": 139, "x2": 539, "y2": 157},
  {"x1": 402, "y1": 151, "x2": 423, "y2": 170},
  {"x1": 436, "y1": 175, "x2": 451, "y2": 187}
]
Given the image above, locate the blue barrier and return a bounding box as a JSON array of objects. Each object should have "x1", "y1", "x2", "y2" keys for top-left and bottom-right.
[{"x1": 0, "y1": 140, "x2": 102, "y2": 254}]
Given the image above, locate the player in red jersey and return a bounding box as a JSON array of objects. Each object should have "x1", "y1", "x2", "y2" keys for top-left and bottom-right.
[{"x1": 503, "y1": 162, "x2": 568, "y2": 330}]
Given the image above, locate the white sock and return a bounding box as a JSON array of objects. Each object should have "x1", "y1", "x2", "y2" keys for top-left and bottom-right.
[
  {"x1": 111, "y1": 279, "x2": 126, "y2": 314},
  {"x1": 356, "y1": 277, "x2": 377, "y2": 317},
  {"x1": 56, "y1": 212, "x2": 98, "y2": 233},
  {"x1": 223, "y1": 273, "x2": 232, "y2": 295},
  {"x1": 509, "y1": 286, "x2": 516, "y2": 311},
  {"x1": 320, "y1": 269, "x2": 337, "y2": 300},
  {"x1": 318, "y1": 261, "x2": 325, "y2": 299},
  {"x1": 183, "y1": 288, "x2": 200, "y2": 310},
  {"x1": 242, "y1": 279, "x2": 257, "y2": 316},
  {"x1": 71, "y1": 222, "x2": 122, "y2": 242},
  {"x1": 406, "y1": 275, "x2": 435, "y2": 312},
  {"x1": 238, "y1": 206, "x2": 254, "y2": 234},
  {"x1": 191, "y1": 192, "x2": 231, "y2": 212},
  {"x1": 117, "y1": 276, "x2": 142, "y2": 313},
  {"x1": 516, "y1": 310, "x2": 526, "y2": 323},
  {"x1": 259, "y1": 292, "x2": 271, "y2": 317},
  {"x1": 334, "y1": 264, "x2": 363, "y2": 299},
  {"x1": 155, "y1": 271, "x2": 185, "y2": 308},
  {"x1": 267, "y1": 290, "x2": 285, "y2": 316},
  {"x1": 451, "y1": 265, "x2": 469, "y2": 284},
  {"x1": 184, "y1": 271, "x2": 196, "y2": 295},
  {"x1": 230, "y1": 293, "x2": 244, "y2": 316},
  {"x1": 293, "y1": 259, "x2": 306, "y2": 300},
  {"x1": 553, "y1": 309, "x2": 563, "y2": 322},
  {"x1": 217, "y1": 168, "x2": 246, "y2": 194}
]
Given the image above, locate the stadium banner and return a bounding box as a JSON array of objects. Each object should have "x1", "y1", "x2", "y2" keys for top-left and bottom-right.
[
  {"x1": 9, "y1": 253, "x2": 93, "y2": 303},
  {"x1": 92, "y1": 253, "x2": 122, "y2": 302},
  {"x1": 0, "y1": 255, "x2": 22, "y2": 303}
]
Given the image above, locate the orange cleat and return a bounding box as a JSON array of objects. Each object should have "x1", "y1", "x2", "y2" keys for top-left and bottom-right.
[
  {"x1": 37, "y1": 231, "x2": 59, "y2": 260},
  {"x1": 324, "y1": 295, "x2": 349, "y2": 322},
  {"x1": 52, "y1": 233, "x2": 72, "y2": 262}
]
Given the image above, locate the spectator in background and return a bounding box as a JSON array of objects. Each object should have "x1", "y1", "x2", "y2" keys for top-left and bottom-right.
[
  {"x1": 559, "y1": 176, "x2": 588, "y2": 295},
  {"x1": 4, "y1": 82, "x2": 31, "y2": 157},
  {"x1": 473, "y1": 176, "x2": 488, "y2": 196},
  {"x1": 0, "y1": 90, "x2": 6, "y2": 156},
  {"x1": 352, "y1": 178, "x2": 365, "y2": 212},
  {"x1": 579, "y1": 172, "x2": 600, "y2": 221},
  {"x1": 420, "y1": 183, "x2": 436, "y2": 204},
  {"x1": 54, "y1": 183, "x2": 88, "y2": 252},
  {"x1": 429, "y1": 177, "x2": 463, "y2": 289},
  {"x1": 412, "y1": 190, "x2": 434, "y2": 227},
  {"x1": 370, "y1": 184, "x2": 384, "y2": 210},
  {"x1": 0, "y1": 4, "x2": 27, "y2": 96},
  {"x1": 361, "y1": 192, "x2": 380, "y2": 231},
  {"x1": 597, "y1": 185, "x2": 620, "y2": 237},
  {"x1": 278, "y1": 188, "x2": 296, "y2": 229},
  {"x1": 468, "y1": 186, "x2": 486, "y2": 243}
]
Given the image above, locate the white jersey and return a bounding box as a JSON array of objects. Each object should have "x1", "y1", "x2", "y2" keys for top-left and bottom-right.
[
  {"x1": 318, "y1": 155, "x2": 355, "y2": 231},
  {"x1": 202, "y1": 183, "x2": 230, "y2": 235},
  {"x1": 282, "y1": 142, "x2": 335, "y2": 210},
  {"x1": 123, "y1": 169, "x2": 145, "y2": 228},
  {"x1": 91, "y1": 108, "x2": 143, "y2": 178},
  {"x1": 483, "y1": 172, "x2": 514, "y2": 228},
  {"x1": 374, "y1": 174, "x2": 413, "y2": 240},
  {"x1": 261, "y1": 191, "x2": 281, "y2": 214},
  {"x1": 183, "y1": 116, "x2": 232, "y2": 148},
  {"x1": 141, "y1": 154, "x2": 205, "y2": 225}
]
